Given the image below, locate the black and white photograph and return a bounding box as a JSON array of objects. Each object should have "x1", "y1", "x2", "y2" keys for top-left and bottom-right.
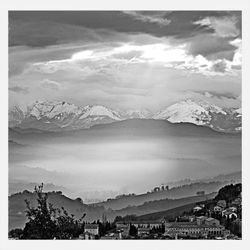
[
  {"x1": 1, "y1": 1, "x2": 250, "y2": 249},
  {"x1": 7, "y1": 10, "x2": 243, "y2": 240}
]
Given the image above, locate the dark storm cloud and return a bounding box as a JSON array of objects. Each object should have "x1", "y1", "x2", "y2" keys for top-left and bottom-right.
[
  {"x1": 9, "y1": 11, "x2": 241, "y2": 47},
  {"x1": 8, "y1": 11, "x2": 241, "y2": 110},
  {"x1": 187, "y1": 35, "x2": 237, "y2": 60}
]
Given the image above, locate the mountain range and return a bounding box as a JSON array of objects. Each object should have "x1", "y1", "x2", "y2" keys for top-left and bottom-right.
[{"x1": 9, "y1": 99, "x2": 241, "y2": 133}]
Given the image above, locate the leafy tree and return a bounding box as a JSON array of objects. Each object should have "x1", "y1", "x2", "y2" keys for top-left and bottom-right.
[
  {"x1": 114, "y1": 216, "x2": 123, "y2": 222},
  {"x1": 129, "y1": 224, "x2": 137, "y2": 236},
  {"x1": 55, "y1": 206, "x2": 85, "y2": 239},
  {"x1": 23, "y1": 184, "x2": 58, "y2": 239},
  {"x1": 21, "y1": 183, "x2": 86, "y2": 239}
]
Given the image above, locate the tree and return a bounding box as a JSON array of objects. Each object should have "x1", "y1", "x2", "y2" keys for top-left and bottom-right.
[
  {"x1": 21, "y1": 183, "x2": 86, "y2": 239},
  {"x1": 114, "y1": 216, "x2": 123, "y2": 223},
  {"x1": 55, "y1": 206, "x2": 86, "y2": 239},
  {"x1": 215, "y1": 183, "x2": 241, "y2": 203},
  {"x1": 23, "y1": 184, "x2": 58, "y2": 239},
  {"x1": 8, "y1": 228, "x2": 24, "y2": 239},
  {"x1": 129, "y1": 224, "x2": 137, "y2": 236}
]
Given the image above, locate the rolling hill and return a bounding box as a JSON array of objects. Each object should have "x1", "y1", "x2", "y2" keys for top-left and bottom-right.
[{"x1": 9, "y1": 190, "x2": 215, "y2": 230}]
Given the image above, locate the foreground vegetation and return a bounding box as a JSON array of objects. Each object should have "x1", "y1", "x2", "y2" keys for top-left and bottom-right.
[{"x1": 9, "y1": 184, "x2": 86, "y2": 239}]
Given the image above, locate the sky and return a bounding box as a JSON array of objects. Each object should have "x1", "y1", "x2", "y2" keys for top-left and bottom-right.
[{"x1": 9, "y1": 11, "x2": 242, "y2": 111}]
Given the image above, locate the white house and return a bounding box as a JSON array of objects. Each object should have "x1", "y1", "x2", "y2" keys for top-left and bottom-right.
[{"x1": 222, "y1": 209, "x2": 238, "y2": 219}]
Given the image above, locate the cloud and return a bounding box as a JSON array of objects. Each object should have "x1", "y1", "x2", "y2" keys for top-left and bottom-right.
[
  {"x1": 230, "y1": 38, "x2": 242, "y2": 69},
  {"x1": 193, "y1": 15, "x2": 240, "y2": 38},
  {"x1": 187, "y1": 34, "x2": 237, "y2": 60},
  {"x1": 41, "y1": 79, "x2": 61, "y2": 91},
  {"x1": 20, "y1": 40, "x2": 240, "y2": 87},
  {"x1": 9, "y1": 11, "x2": 240, "y2": 49},
  {"x1": 9, "y1": 19, "x2": 131, "y2": 48},
  {"x1": 123, "y1": 11, "x2": 171, "y2": 26},
  {"x1": 193, "y1": 90, "x2": 239, "y2": 100},
  {"x1": 9, "y1": 86, "x2": 29, "y2": 94},
  {"x1": 184, "y1": 90, "x2": 241, "y2": 108},
  {"x1": 8, "y1": 11, "x2": 241, "y2": 111}
]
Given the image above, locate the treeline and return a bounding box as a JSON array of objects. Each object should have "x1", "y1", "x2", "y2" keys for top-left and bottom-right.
[{"x1": 214, "y1": 183, "x2": 241, "y2": 203}]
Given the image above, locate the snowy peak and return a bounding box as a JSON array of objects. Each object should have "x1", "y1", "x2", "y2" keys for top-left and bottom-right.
[
  {"x1": 9, "y1": 101, "x2": 122, "y2": 131},
  {"x1": 154, "y1": 99, "x2": 226, "y2": 124},
  {"x1": 79, "y1": 105, "x2": 121, "y2": 121},
  {"x1": 9, "y1": 105, "x2": 26, "y2": 127},
  {"x1": 154, "y1": 99, "x2": 241, "y2": 133},
  {"x1": 29, "y1": 101, "x2": 83, "y2": 120},
  {"x1": 9, "y1": 99, "x2": 241, "y2": 133}
]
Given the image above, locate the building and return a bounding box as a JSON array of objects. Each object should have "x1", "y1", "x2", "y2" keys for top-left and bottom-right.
[
  {"x1": 204, "y1": 218, "x2": 220, "y2": 226},
  {"x1": 116, "y1": 220, "x2": 163, "y2": 230},
  {"x1": 214, "y1": 205, "x2": 223, "y2": 213},
  {"x1": 138, "y1": 228, "x2": 151, "y2": 237},
  {"x1": 197, "y1": 216, "x2": 220, "y2": 227},
  {"x1": 133, "y1": 221, "x2": 163, "y2": 229},
  {"x1": 164, "y1": 222, "x2": 225, "y2": 238},
  {"x1": 196, "y1": 216, "x2": 207, "y2": 225},
  {"x1": 228, "y1": 206, "x2": 237, "y2": 213},
  {"x1": 84, "y1": 224, "x2": 99, "y2": 237},
  {"x1": 222, "y1": 209, "x2": 238, "y2": 219}
]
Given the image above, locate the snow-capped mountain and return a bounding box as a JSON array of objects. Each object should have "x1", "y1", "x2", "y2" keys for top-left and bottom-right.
[
  {"x1": 9, "y1": 101, "x2": 122, "y2": 131},
  {"x1": 9, "y1": 99, "x2": 241, "y2": 133},
  {"x1": 154, "y1": 99, "x2": 241, "y2": 133},
  {"x1": 9, "y1": 106, "x2": 26, "y2": 128}
]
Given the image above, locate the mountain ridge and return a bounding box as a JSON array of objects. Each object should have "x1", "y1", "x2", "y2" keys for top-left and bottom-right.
[{"x1": 9, "y1": 99, "x2": 241, "y2": 133}]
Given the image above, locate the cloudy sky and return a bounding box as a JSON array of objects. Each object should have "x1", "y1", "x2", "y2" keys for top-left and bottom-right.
[{"x1": 9, "y1": 11, "x2": 242, "y2": 111}]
